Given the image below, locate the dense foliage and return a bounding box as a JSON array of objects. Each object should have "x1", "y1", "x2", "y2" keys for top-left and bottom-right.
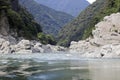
[
  {"x1": 0, "y1": 0, "x2": 57, "y2": 45},
  {"x1": 58, "y1": 0, "x2": 120, "y2": 47},
  {"x1": 0, "y1": 0, "x2": 42, "y2": 39},
  {"x1": 19, "y1": 0, "x2": 73, "y2": 36},
  {"x1": 0, "y1": 0, "x2": 10, "y2": 10},
  {"x1": 37, "y1": 33, "x2": 56, "y2": 45}
]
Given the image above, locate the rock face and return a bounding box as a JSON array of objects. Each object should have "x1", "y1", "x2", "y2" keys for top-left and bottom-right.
[
  {"x1": 0, "y1": 38, "x2": 11, "y2": 54},
  {"x1": 92, "y1": 13, "x2": 120, "y2": 46},
  {"x1": 11, "y1": 0, "x2": 20, "y2": 12},
  {"x1": 14, "y1": 40, "x2": 32, "y2": 53},
  {"x1": 32, "y1": 42, "x2": 44, "y2": 53},
  {"x1": 69, "y1": 13, "x2": 120, "y2": 58},
  {"x1": 0, "y1": 11, "x2": 9, "y2": 36}
]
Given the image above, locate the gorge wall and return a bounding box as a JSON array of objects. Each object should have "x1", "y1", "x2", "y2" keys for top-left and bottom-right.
[
  {"x1": 69, "y1": 13, "x2": 120, "y2": 58},
  {"x1": 0, "y1": 0, "x2": 42, "y2": 39}
]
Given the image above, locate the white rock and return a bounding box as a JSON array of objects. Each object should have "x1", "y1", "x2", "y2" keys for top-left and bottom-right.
[
  {"x1": 34, "y1": 42, "x2": 42, "y2": 48},
  {"x1": 69, "y1": 13, "x2": 120, "y2": 58},
  {"x1": 0, "y1": 37, "x2": 66, "y2": 54},
  {"x1": 70, "y1": 41, "x2": 78, "y2": 45},
  {"x1": 0, "y1": 38, "x2": 11, "y2": 54},
  {"x1": 8, "y1": 35, "x2": 17, "y2": 45},
  {"x1": 83, "y1": 51, "x2": 101, "y2": 58},
  {"x1": 103, "y1": 44, "x2": 120, "y2": 58},
  {"x1": 15, "y1": 40, "x2": 31, "y2": 53},
  {"x1": 32, "y1": 42, "x2": 44, "y2": 53},
  {"x1": 43, "y1": 44, "x2": 66, "y2": 53}
]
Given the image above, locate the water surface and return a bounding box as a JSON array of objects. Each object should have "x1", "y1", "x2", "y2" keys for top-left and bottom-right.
[{"x1": 0, "y1": 54, "x2": 120, "y2": 80}]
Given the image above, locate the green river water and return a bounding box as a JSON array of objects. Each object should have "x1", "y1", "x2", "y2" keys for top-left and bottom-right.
[{"x1": 0, "y1": 54, "x2": 119, "y2": 80}]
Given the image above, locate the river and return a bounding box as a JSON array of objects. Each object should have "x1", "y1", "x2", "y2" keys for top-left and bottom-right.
[{"x1": 0, "y1": 53, "x2": 120, "y2": 80}]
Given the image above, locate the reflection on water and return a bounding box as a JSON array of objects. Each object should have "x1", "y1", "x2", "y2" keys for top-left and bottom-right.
[
  {"x1": 89, "y1": 59, "x2": 120, "y2": 80},
  {"x1": 0, "y1": 54, "x2": 120, "y2": 80}
]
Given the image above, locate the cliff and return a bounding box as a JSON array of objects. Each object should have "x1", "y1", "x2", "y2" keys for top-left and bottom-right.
[
  {"x1": 0, "y1": 0, "x2": 65, "y2": 54},
  {"x1": 69, "y1": 13, "x2": 120, "y2": 58},
  {"x1": 58, "y1": 0, "x2": 120, "y2": 47},
  {"x1": 0, "y1": 0, "x2": 42, "y2": 39}
]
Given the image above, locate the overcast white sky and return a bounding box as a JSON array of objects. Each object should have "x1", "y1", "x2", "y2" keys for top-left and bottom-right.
[{"x1": 87, "y1": 0, "x2": 96, "y2": 4}]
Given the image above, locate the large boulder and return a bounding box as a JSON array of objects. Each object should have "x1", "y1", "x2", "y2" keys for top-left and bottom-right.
[
  {"x1": 15, "y1": 40, "x2": 32, "y2": 53},
  {"x1": 0, "y1": 38, "x2": 11, "y2": 54},
  {"x1": 32, "y1": 42, "x2": 44, "y2": 53},
  {"x1": 69, "y1": 40, "x2": 98, "y2": 54},
  {"x1": 43, "y1": 44, "x2": 66, "y2": 53},
  {"x1": 48, "y1": 44, "x2": 66, "y2": 52},
  {"x1": 8, "y1": 35, "x2": 17, "y2": 45},
  {"x1": 69, "y1": 41, "x2": 87, "y2": 53},
  {"x1": 101, "y1": 44, "x2": 120, "y2": 58}
]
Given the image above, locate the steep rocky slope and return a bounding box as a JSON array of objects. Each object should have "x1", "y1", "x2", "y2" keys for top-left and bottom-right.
[
  {"x1": 69, "y1": 13, "x2": 120, "y2": 58},
  {"x1": 34, "y1": 0, "x2": 90, "y2": 16},
  {"x1": 0, "y1": 0, "x2": 42, "y2": 39},
  {"x1": 58, "y1": 0, "x2": 120, "y2": 46},
  {"x1": 0, "y1": 0, "x2": 66, "y2": 54},
  {"x1": 19, "y1": 0, "x2": 73, "y2": 36}
]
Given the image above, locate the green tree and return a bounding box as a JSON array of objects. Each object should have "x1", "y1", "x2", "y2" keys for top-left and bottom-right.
[
  {"x1": 37, "y1": 33, "x2": 56, "y2": 45},
  {"x1": 46, "y1": 34, "x2": 56, "y2": 45},
  {"x1": 37, "y1": 33, "x2": 47, "y2": 44},
  {"x1": 0, "y1": 0, "x2": 11, "y2": 10}
]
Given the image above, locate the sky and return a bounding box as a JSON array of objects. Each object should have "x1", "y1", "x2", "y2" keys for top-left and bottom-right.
[{"x1": 87, "y1": 0, "x2": 96, "y2": 4}]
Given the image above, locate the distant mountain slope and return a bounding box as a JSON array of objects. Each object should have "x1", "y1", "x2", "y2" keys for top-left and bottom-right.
[
  {"x1": 19, "y1": 0, "x2": 73, "y2": 36},
  {"x1": 35, "y1": 0, "x2": 90, "y2": 16},
  {"x1": 0, "y1": 0, "x2": 42, "y2": 39},
  {"x1": 58, "y1": 0, "x2": 120, "y2": 47}
]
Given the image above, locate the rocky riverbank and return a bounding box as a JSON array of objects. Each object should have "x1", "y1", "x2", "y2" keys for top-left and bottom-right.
[
  {"x1": 69, "y1": 13, "x2": 120, "y2": 58},
  {"x1": 0, "y1": 35, "x2": 66, "y2": 54},
  {"x1": 1, "y1": 13, "x2": 120, "y2": 58}
]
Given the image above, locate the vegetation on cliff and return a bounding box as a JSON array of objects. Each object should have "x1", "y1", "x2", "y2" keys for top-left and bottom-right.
[
  {"x1": 37, "y1": 33, "x2": 56, "y2": 45},
  {"x1": 58, "y1": 0, "x2": 120, "y2": 47},
  {"x1": 0, "y1": 0, "x2": 42, "y2": 39},
  {"x1": 19, "y1": 0, "x2": 73, "y2": 36},
  {"x1": 0, "y1": 0, "x2": 56, "y2": 45}
]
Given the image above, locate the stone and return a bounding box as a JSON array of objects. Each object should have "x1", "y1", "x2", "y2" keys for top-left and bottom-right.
[
  {"x1": 69, "y1": 13, "x2": 120, "y2": 58},
  {"x1": 17, "y1": 40, "x2": 31, "y2": 50},
  {"x1": 0, "y1": 10, "x2": 9, "y2": 36},
  {"x1": 32, "y1": 42, "x2": 44, "y2": 53},
  {"x1": 42, "y1": 44, "x2": 66, "y2": 53},
  {"x1": 0, "y1": 38, "x2": 11, "y2": 54},
  {"x1": 8, "y1": 35, "x2": 17, "y2": 45},
  {"x1": 0, "y1": 37, "x2": 66, "y2": 54},
  {"x1": 15, "y1": 40, "x2": 31, "y2": 53}
]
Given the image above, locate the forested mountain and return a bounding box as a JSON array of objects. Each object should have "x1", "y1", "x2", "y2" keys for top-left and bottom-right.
[
  {"x1": 58, "y1": 0, "x2": 120, "y2": 47},
  {"x1": 0, "y1": 0, "x2": 42, "y2": 39},
  {"x1": 19, "y1": 0, "x2": 73, "y2": 36},
  {"x1": 35, "y1": 0, "x2": 90, "y2": 16}
]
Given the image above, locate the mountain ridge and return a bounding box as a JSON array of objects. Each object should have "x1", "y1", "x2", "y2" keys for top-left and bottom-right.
[
  {"x1": 19, "y1": 0, "x2": 74, "y2": 36},
  {"x1": 34, "y1": 0, "x2": 90, "y2": 16},
  {"x1": 58, "y1": 0, "x2": 120, "y2": 47}
]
